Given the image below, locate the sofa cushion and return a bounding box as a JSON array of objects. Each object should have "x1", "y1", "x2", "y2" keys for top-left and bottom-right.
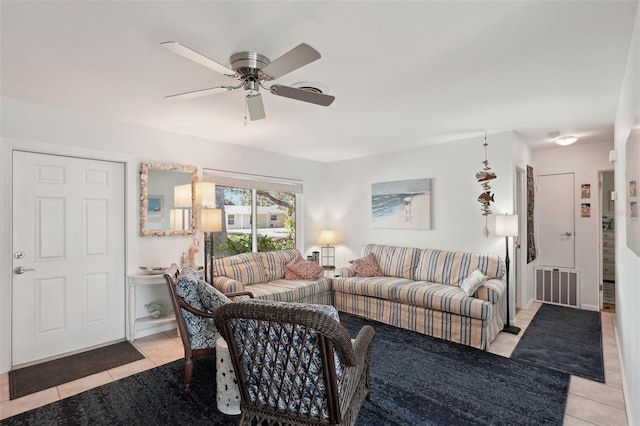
[
  {"x1": 244, "y1": 278, "x2": 333, "y2": 302},
  {"x1": 460, "y1": 269, "x2": 487, "y2": 296},
  {"x1": 413, "y1": 249, "x2": 505, "y2": 285},
  {"x1": 261, "y1": 249, "x2": 300, "y2": 281},
  {"x1": 333, "y1": 276, "x2": 417, "y2": 300},
  {"x1": 285, "y1": 255, "x2": 323, "y2": 280},
  {"x1": 394, "y1": 281, "x2": 492, "y2": 320},
  {"x1": 360, "y1": 244, "x2": 420, "y2": 279},
  {"x1": 175, "y1": 271, "x2": 229, "y2": 349},
  {"x1": 349, "y1": 253, "x2": 383, "y2": 277},
  {"x1": 212, "y1": 252, "x2": 267, "y2": 285}
]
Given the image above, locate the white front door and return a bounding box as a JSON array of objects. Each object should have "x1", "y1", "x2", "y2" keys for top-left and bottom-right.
[
  {"x1": 536, "y1": 173, "x2": 575, "y2": 268},
  {"x1": 12, "y1": 151, "x2": 126, "y2": 365}
]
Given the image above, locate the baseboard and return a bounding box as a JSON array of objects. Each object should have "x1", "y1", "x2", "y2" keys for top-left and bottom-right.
[
  {"x1": 520, "y1": 297, "x2": 534, "y2": 310},
  {"x1": 615, "y1": 324, "x2": 634, "y2": 426},
  {"x1": 581, "y1": 303, "x2": 599, "y2": 312},
  {"x1": 132, "y1": 322, "x2": 177, "y2": 340}
]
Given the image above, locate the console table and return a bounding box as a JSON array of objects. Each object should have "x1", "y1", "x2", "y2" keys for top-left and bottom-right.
[{"x1": 126, "y1": 273, "x2": 176, "y2": 341}]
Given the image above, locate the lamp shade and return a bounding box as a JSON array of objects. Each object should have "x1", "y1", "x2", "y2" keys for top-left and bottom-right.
[
  {"x1": 169, "y1": 208, "x2": 184, "y2": 230},
  {"x1": 195, "y1": 182, "x2": 216, "y2": 207},
  {"x1": 174, "y1": 184, "x2": 192, "y2": 208},
  {"x1": 201, "y1": 208, "x2": 223, "y2": 232},
  {"x1": 495, "y1": 214, "x2": 519, "y2": 237},
  {"x1": 318, "y1": 229, "x2": 338, "y2": 245}
]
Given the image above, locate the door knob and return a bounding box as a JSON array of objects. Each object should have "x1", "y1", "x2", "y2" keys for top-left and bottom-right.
[
  {"x1": 561, "y1": 231, "x2": 573, "y2": 237},
  {"x1": 14, "y1": 266, "x2": 35, "y2": 274}
]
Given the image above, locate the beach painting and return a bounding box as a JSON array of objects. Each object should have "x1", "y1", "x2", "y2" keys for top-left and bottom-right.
[{"x1": 372, "y1": 178, "x2": 431, "y2": 229}]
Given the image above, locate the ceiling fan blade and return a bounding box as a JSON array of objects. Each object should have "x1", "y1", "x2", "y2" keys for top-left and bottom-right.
[
  {"x1": 260, "y1": 43, "x2": 321, "y2": 80},
  {"x1": 246, "y1": 93, "x2": 266, "y2": 121},
  {"x1": 161, "y1": 41, "x2": 236, "y2": 76},
  {"x1": 269, "y1": 84, "x2": 335, "y2": 107},
  {"x1": 165, "y1": 86, "x2": 233, "y2": 100}
]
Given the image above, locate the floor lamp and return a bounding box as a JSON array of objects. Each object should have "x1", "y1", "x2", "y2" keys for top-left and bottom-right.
[
  {"x1": 495, "y1": 214, "x2": 521, "y2": 335},
  {"x1": 201, "y1": 208, "x2": 222, "y2": 284}
]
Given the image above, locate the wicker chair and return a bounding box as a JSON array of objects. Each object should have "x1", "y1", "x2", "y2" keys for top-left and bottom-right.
[
  {"x1": 213, "y1": 299, "x2": 375, "y2": 426},
  {"x1": 163, "y1": 264, "x2": 252, "y2": 390}
]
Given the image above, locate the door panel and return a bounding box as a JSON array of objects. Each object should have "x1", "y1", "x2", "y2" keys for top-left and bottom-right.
[
  {"x1": 12, "y1": 151, "x2": 125, "y2": 365},
  {"x1": 536, "y1": 173, "x2": 575, "y2": 268}
]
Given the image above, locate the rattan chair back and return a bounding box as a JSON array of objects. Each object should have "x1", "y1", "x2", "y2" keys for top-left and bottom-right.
[{"x1": 214, "y1": 300, "x2": 375, "y2": 426}]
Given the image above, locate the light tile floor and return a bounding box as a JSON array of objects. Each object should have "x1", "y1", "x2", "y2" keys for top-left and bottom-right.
[
  {"x1": 488, "y1": 302, "x2": 628, "y2": 426},
  {"x1": 0, "y1": 303, "x2": 628, "y2": 424}
]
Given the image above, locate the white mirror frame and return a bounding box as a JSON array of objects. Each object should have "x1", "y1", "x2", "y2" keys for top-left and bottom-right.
[{"x1": 140, "y1": 162, "x2": 198, "y2": 237}]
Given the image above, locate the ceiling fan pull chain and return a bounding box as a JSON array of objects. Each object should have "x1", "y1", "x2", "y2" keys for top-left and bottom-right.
[{"x1": 244, "y1": 99, "x2": 248, "y2": 126}]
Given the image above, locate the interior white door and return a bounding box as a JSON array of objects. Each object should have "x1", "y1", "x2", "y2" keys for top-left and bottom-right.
[
  {"x1": 12, "y1": 151, "x2": 126, "y2": 365},
  {"x1": 536, "y1": 173, "x2": 575, "y2": 268}
]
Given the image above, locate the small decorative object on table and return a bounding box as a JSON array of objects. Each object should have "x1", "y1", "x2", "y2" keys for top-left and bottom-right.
[
  {"x1": 188, "y1": 238, "x2": 200, "y2": 268},
  {"x1": 144, "y1": 301, "x2": 168, "y2": 319},
  {"x1": 139, "y1": 266, "x2": 168, "y2": 275}
]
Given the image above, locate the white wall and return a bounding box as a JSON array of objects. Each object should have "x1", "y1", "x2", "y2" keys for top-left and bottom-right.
[
  {"x1": 0, "y1": 97, "x2": 330, "y2": 372},
  {"x1": 613, "y1": 3, "x2": 640, "y2": 424},
  {"x1": 326, "y1": 131, "x2": 516, "y2": 267},
  {"x1": 512, "y1": 136, "x2": 535, "y2": 310},
  {"x1": 531, "y1": 141, "x2": 614, "y2": 310}
]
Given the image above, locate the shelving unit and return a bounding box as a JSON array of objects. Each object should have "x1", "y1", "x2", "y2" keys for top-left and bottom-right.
[
  {"x1": 126, "y1": 273, "x2": 176, "y2": 341},
  {"x1": 602, "y1": 230, "x2": 616, "y2": 304}
]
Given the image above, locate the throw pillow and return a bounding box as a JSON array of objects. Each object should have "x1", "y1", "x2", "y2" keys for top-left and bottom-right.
[
  {"x1": 284, "y1": 255, "x2": 303, "y2": 279},
  {"x1": 349, "y1": 253, "x2": 383, "y2": 277},
  {"x1": 460, "y1": 269, "x2": 487, "y2": 296},
  {"x1": 285, "y1": 255, "x2": 323, "y2": 280}
]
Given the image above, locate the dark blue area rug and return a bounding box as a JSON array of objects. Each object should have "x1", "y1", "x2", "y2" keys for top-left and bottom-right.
[
  {"x1": 511, "y1": 303, "x2": 605, "y2": 382},
  {"x1": 3, "y1": 314, "x2": 569, "y2": 426},
  {"x1": 342, "y1": 314, "x2": 569, "y2": 426}
]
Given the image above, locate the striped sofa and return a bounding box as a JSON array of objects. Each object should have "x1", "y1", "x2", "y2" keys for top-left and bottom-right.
[
  {"x1": 333, "y1": 244, "x2": 506, "y2": 350},
  {"x1": 210, "y1": 249, "x2": 333, "y2": 305}
]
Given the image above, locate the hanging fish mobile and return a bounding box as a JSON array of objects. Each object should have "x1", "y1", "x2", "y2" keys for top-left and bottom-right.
[{"x1": 476, "y1": 132, "x2": 496, "y2": 236}]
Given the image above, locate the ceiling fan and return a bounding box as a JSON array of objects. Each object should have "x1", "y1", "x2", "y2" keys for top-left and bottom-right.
[{"x1": 161, "y1": 41, "x2": 335, "y2": 121}]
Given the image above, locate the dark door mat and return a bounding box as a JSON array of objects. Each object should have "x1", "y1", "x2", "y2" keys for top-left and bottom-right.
[
  {"x1": 511, "y1": 303, "x2": 605, "y2": 382},
  {"x1": 9, "y1": 340, "x2": 144, "y2": 400}
]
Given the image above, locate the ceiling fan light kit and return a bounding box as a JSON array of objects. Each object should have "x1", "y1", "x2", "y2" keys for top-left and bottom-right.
[
  {"x1": 246, "y1": 92, "x2": 266, "y2": 121},
  {"x1": 162, "y1": 41, "x2": 335, "y2": 121}
]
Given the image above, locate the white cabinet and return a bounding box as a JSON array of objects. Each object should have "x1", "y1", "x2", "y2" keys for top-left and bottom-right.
[{"x1": 126, "y1": 274, "x2": 176, "y2": 341}]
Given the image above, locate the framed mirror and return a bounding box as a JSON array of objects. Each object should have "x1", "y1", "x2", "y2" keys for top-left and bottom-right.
[{"x1": 140, "y1": 162, "x2": 198, "y2": 237}]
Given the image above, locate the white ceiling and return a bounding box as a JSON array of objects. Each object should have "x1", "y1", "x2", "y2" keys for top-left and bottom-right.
[{"x1": 1, "y1": 1, "x2": 637, "y2": 162}]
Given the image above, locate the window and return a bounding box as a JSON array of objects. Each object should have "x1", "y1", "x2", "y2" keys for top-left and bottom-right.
[{"x1": 203, "y1": 169, "x2": 302, "y2": 255}]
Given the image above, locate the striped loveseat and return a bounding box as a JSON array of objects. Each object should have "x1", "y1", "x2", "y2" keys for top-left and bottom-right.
[
  {"x1": 210, "y1": 249, "x2": 333, "y2": 305},
  {"x1": 333, "y1": 244, "x2": 506, "y2": 350}
]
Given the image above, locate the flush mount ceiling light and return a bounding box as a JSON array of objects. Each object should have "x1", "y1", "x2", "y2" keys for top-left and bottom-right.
[{"x1": 555, "y1": 136, "x2": 578, "y2": 146}]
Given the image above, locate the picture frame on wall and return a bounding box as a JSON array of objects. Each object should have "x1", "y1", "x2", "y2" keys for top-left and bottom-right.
[
  {"x1": 371, "y1": 178, "x2": 432, "y2": 229},
  {"x1": 147, "y1": 195, "x2": 164, "y2": 221},
  {"x1": 626, "y1": 128, "x2": 640, "y2": 255},
  {"x1": 581, "y1": 183, "x2": 591, "y2": 199},
  {"x1": 581, "y1": 202, "x2": 591, "y2": 218}
]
